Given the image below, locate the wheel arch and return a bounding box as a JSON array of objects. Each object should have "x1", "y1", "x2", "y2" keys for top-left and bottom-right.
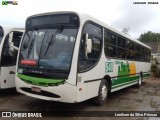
[{"x1": 103, "y1": 75, "x2": 112, "y2": 93}]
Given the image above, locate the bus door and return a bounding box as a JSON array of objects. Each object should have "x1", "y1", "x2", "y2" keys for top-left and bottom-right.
[{"x1": 0, "y1": 31, "x2": 23, "y2": 88}]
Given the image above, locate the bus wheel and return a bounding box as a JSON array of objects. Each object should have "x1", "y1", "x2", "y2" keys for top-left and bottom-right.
[{"x1": 94, "y1": 80, "x2": 108, "y2": 105}]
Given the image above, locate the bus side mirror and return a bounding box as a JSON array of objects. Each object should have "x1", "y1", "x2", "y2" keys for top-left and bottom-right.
[{"x1": 85, "y1": 34, "x2": 92, "y2": 59}]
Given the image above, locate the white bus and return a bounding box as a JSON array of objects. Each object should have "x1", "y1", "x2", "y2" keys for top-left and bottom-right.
[
  {"x1": 0, "y1": 25, "x2": 24, "y2": 89},
  {"x1": 15, "y1": 11, "x2": 151, "y2": 105}
]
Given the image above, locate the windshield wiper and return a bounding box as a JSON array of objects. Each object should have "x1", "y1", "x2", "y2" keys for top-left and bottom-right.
[
  {"x1": 27, "y1": 27, "x2": 38, "y2": 58},
  {"x1": 44, "y1": 26, "x2": 63, "y2": 56}
]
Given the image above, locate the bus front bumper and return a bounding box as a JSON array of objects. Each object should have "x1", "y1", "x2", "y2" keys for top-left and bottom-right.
[{"x1": 15, "y1": 76, "x2": 77, "y2": 103}]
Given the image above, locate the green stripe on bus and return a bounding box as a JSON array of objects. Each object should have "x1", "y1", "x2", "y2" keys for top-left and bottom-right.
[
  {"x1": 112, "y1": 80, "x2": 138, "y2": 89},
  {"x1": 17, "y1": 74, "x2": 65, "y2": 87},
  {"x1": 111, "y1": 76, "x2": 139, "y2": 89},
  {"x1": 143, "y1": 73, "x2": 150, "y2": 78}
]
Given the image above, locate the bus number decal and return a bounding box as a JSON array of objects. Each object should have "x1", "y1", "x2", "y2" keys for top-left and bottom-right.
[{"x1": 105, "y1": 62, "x2": 114, "y2": 73}]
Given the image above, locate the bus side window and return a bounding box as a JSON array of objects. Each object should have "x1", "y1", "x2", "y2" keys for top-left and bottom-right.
[
  {"x1": 117, "y1": 36, "x2": 126, "y2": 59},
  {"x1": 1, "y1": 32, "x2": 23, "y2": 66},
  {"x1": 104, "y1": 29, "x2": 116, "y2": 58},
  {"x1": 78, "y1": 23, "x2": 102, "y2": 72}
]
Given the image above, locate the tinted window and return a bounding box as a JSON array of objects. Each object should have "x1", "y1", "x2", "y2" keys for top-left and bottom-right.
[
  {"x1": 126, "y1": 50, "x2": 135, "y2": 60},
  {"x1": 12, "y1": 31, "x2": 23, "y2": 48},
  {"x1": 127, "y1": 40, "x2": 134, "y2": 50},
  {"x1": 104, "y1": 30, "x2": 116, "y2": 45},
  {"x1": 135, "y1": 52, "x2": 140, "y2": 60},
  {"x1": 135, "y1": 44, "x2": 140, "y2": 52},
  {"x1": 117, "y1": 37, "x2": 126, "y2": 48},
  {"x1": 140, "y1": 47, "x2": 144, "y2": 54},
  {"x1": 117, "y1": 48, "x2": 126, "y2": 58},
  {"x1": 140, "y1": 54, "x2": 144, "y2": 61},
  {"x1": 104, "y1": 44, "x2": 116, "y2": 57}
]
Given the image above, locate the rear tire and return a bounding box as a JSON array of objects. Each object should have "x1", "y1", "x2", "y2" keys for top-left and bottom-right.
[{"x1": 93, "y1": 80, "x2": 108, "y2": 105}]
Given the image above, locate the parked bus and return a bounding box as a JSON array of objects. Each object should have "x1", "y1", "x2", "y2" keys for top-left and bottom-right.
[
  {"x1": 0, "y1": 25, "x2": 24, "y2": 89},
  {"x1": 15, "y1": 11, "x2": 151, "y2": 105}
]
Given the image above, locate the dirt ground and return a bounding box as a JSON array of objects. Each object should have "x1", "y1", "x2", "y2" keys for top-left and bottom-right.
[{"x1": 0, "y1": 76, "x2": 160, "y2": 120}]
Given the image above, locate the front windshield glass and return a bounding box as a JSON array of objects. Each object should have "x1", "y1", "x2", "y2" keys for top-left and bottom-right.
[
  {"x1": 0, "y1": 26, "x2": 4, "y2": 43},
  {"x1": 20, "y1": 28, "x2": 78, "y2": 71},
  {"x1": 0, "y1": 37, "x2": 3, "y2": 43}
]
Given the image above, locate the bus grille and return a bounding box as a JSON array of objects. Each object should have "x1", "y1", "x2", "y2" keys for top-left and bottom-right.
[{"x1": 20, "y1": 87, "x2": 60, "y2": 98}]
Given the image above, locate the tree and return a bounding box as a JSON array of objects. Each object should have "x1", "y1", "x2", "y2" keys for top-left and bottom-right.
[
  {"x1": 151, "y1": 57, "x2": 160, "y2": 78},
  {"x1": 138, "y1": 31, "x2": 160, "y2": 42},
  {"x1": 122, "y1": 27, "x2": 130, "y2": 35}
]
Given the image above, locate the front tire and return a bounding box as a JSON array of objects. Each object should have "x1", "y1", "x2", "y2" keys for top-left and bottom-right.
[{"x1": 94, "y1": 80, "x2": 108, "y2": 105}]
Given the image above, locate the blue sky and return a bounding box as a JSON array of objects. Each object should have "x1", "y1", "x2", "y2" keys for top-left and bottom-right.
[{"x1": 0, "y1": 0, "x2": 160, "y2": 39}]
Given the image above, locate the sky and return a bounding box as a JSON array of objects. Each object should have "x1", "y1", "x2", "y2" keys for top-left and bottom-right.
[{"x1": 0, "y1": 0, "x2": 160, "y2": 39}]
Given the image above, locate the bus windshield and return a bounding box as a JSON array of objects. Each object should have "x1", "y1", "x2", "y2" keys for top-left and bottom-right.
[
  {"x1": 0, "y1": 36, "x2": 3, "y2": 43},
  {"x1": 0, "y1": 26, "x2": 4, "y2": 43},
  {"x1": 19, "y1": 27, "x2": 78, "y2": 71}
]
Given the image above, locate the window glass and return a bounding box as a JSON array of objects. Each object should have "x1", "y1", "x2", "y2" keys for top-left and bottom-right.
[
  {"x1": 135, "y1": 44, "x2": 140, "y2": 52},
  {"x1": 83, "y1": 23, "x2": 102, "y2": 38},
  {"x1": 140, "y1": 54, "x2": 144, "y2": 61},
  {"x1": 78, "y1": 23, "x2": 102, "y2": 72},
  {"x1": 117, "y1": 48, "x2": 126, "y2": 58},
  {"x1": 39, "y1": 29, "x2": 77, "y2": 71},
  {"x1": 104, "y1": 44, "x2": 116, "y2": 57},
  {"x1": 135, "y1": 52, "x2": 140, "y2": 60},
  {"x1": 117, "y1": 37, "x2": 126, "y2": 48},
  {"x1": 88, "y1": 37, "x2": 101, "y2": 59},
  {"x1": 144, "y1": 48, "x2": 147, "y2": 54},
  {"x1": 104, "y1": 30, "x2": 116, "y2": 45},
  {"x1": 1, "y1": 32, "x2": 23, "y2": 66},
  {"x1": 140, "y1": 47, "x2": 144, "y2": 54},
  {"x1": 11, "y1": 32, "x2": 23, "y2": 48},
  {"x1": 127, "y1": 40, "x2": 134, "y2": 50},
  {"x1": 126, "y1": 50, "x2": 135, "y2": 60}
]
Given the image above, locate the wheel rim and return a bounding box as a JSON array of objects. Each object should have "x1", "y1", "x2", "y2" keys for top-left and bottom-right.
[{"x1": 101, "y1": 85, "x2": 107, "y2": 100}]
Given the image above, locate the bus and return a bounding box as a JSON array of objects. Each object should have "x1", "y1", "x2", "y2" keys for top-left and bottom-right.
[
  {"x1": 15, "y1": 11, "x2": 151, "y2": 105},
  {"x1": 0, "y1": 25, "x2": 24, "y2": 89}
]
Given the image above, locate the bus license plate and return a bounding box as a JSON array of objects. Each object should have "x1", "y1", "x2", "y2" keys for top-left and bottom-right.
[{"x1": 31, "y1": 87, "x2": 41, "y2": 93}]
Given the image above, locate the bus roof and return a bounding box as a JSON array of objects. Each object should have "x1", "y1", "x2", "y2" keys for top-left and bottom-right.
[
  {"x1": 26, "y1": 11, "x2": 151, "y2": 49},
  {"x1": 0, "y1": 25, "x2": 14, "y2": 35},
  {"x1": 78, "y1": 12, "x2": 151, "y2": 49},
  {"x1": 0, "y1": 25, "x2": 24, "y2": 35}
]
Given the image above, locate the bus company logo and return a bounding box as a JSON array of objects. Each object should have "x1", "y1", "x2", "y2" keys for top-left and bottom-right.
[
  {"x1": 105, "y1": 62, "x2": 114, "y2": 73},
  {"x1": 2, "y1": 1, "x2": 18, "y2": 5}
]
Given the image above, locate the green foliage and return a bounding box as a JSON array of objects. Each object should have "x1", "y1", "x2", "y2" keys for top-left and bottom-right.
[
  {"x1": 151, "y1": 57, "x2": 160, "y2": 78},
  {"x1": 138, "y1": 31, "x2": 160, "y2": 42}
]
